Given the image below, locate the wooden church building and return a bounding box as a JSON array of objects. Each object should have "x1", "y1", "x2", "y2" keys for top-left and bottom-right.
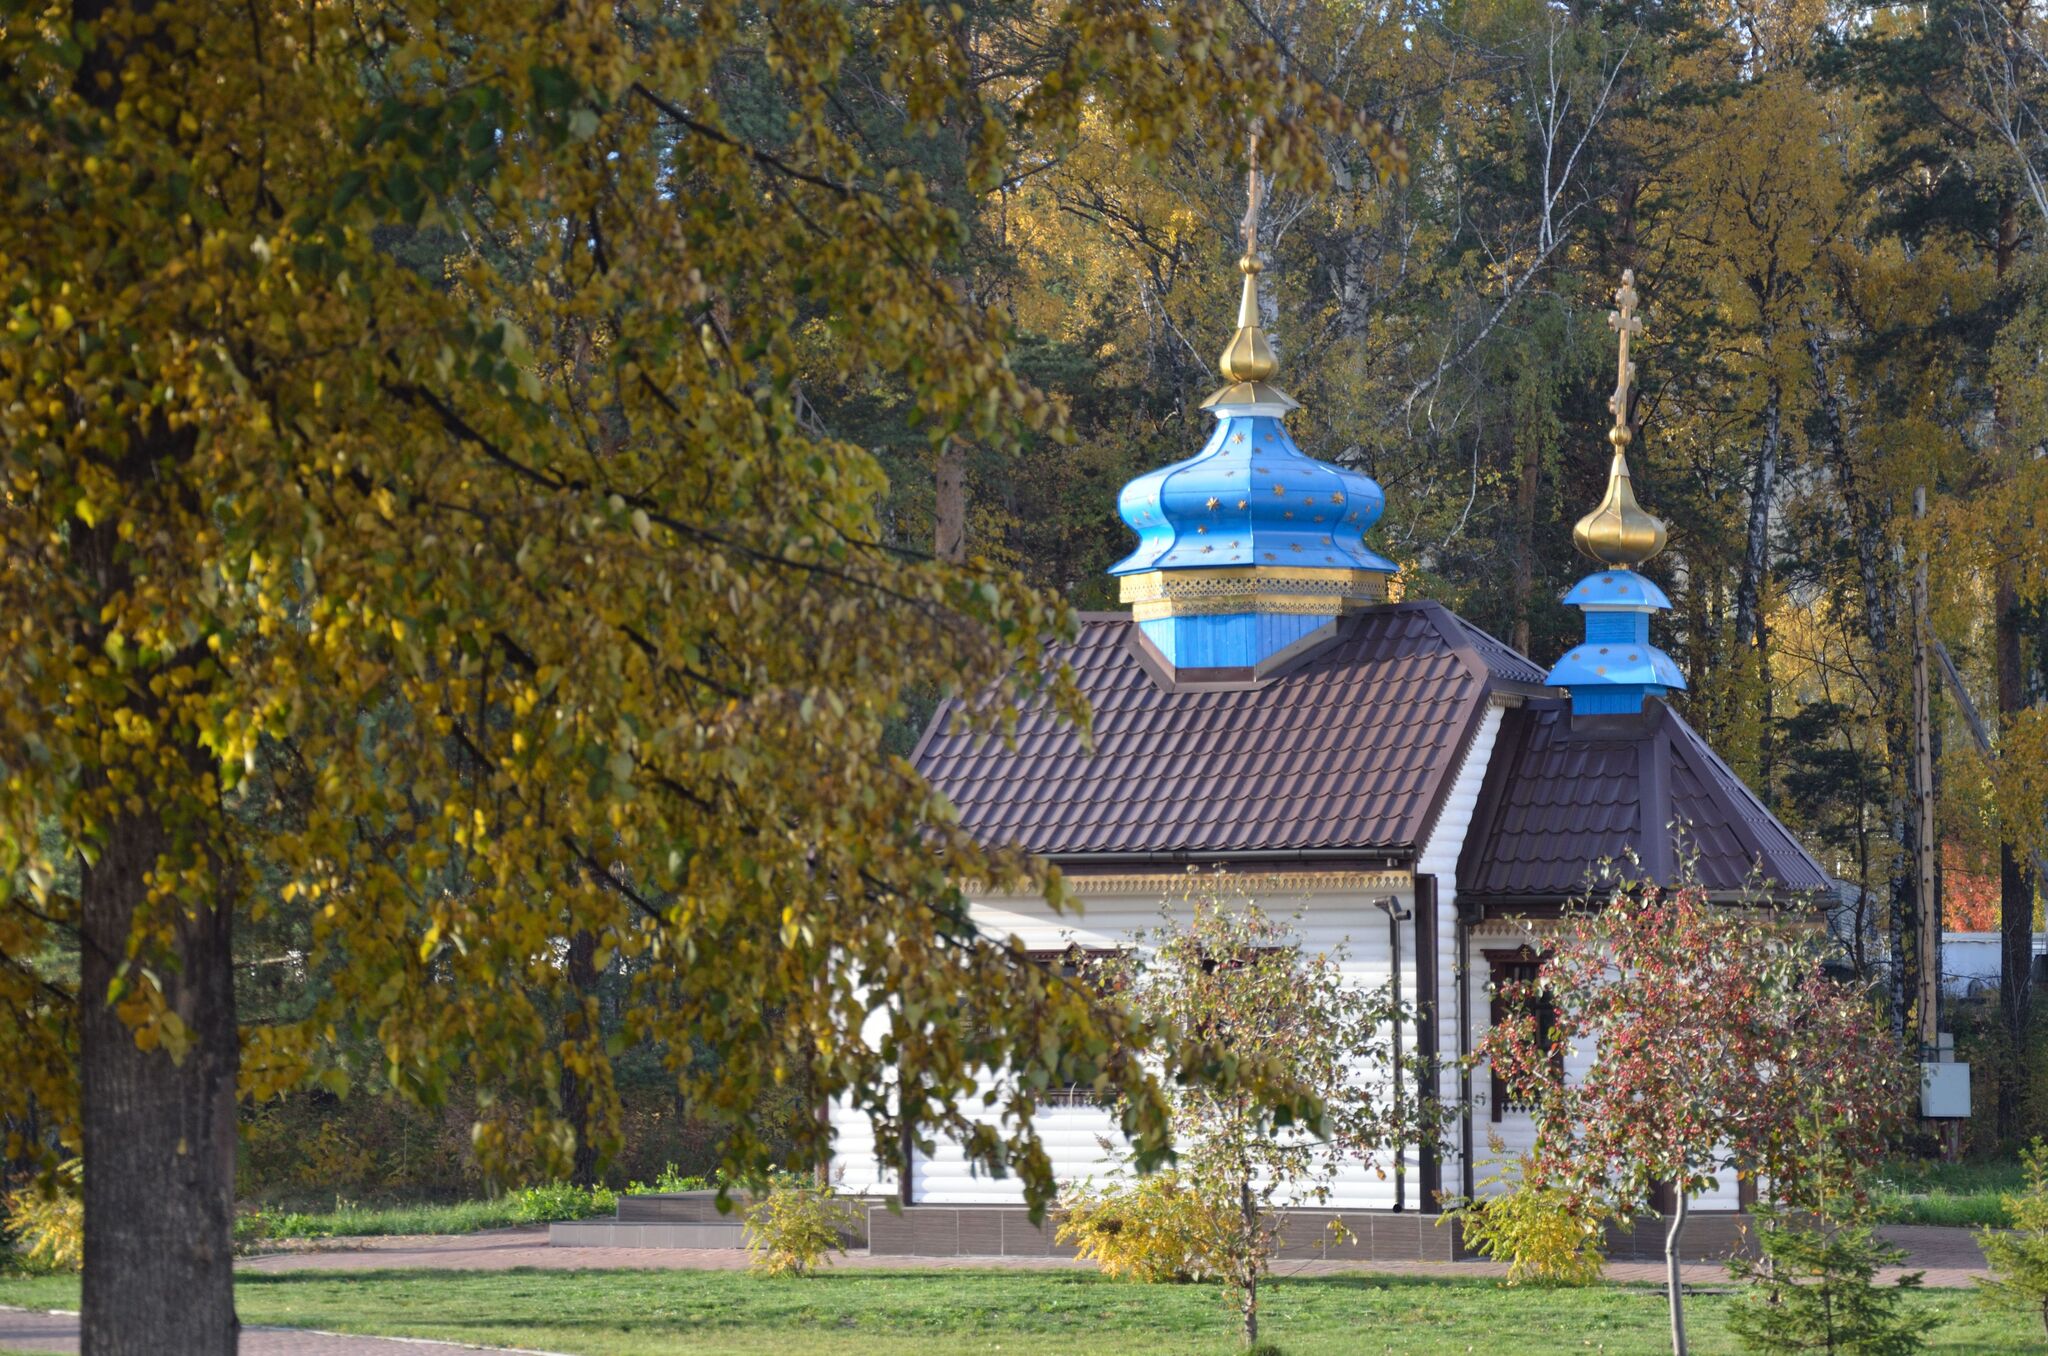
[{"x1": 831, "y1": 176, "x2": 1827, "y2": 1262}]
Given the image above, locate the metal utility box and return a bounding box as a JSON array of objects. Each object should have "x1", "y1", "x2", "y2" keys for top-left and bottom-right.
[{"x1": 1921, "y1": 1061, "x2": 1972, "y2": 1119}]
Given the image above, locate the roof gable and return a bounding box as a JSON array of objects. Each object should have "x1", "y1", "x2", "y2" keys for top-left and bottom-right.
[{"x1": 1456, "y1": 698, "x2": 1829, "y2": 900}]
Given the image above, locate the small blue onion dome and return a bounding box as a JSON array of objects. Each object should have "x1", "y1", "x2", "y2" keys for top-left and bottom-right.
[
  {"x1": 1109, "y1": 412, "x2": 1395, "y2": 576},
  {"x1": 1562, "y1": 570, "x2": 1672, "y2": 610},
  {"x1": 1547, "y1": 640, "x2": 1687, "y2": 691}
]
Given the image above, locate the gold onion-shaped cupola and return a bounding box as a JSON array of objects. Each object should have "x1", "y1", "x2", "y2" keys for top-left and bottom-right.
[{"x1": 1572, "y1": 269, "x2": 1667, "y2": 569}]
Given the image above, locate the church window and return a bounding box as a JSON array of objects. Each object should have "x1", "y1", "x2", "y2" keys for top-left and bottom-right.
[{"x1": 1485, "y1": 946, "x2": 1560, "y2": 1122}]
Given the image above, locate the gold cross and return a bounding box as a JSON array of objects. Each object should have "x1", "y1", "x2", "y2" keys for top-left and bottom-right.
[
  {"x1": 1241, "y1": 131, "x2": 1263, "y2": 260},
  {"x1": 1608, "y1": 269, "x2": 1643, "y2": 434}
]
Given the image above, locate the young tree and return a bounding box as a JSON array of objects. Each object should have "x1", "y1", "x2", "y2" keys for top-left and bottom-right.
[
  {"x1": 1726, "y1": 1204, "x2": 1937, "y2": 1355},
  {"x1": 1100, "y1": 877, "x2": 1429, "y2": 1349},
  {"x1": 0, "y1": 2, "x2": 1405, "y2": 1350},
  {"x1": 1481, "y1": 881, "x2": 1913, "y2": 1356},
  {"x1": 1979, "y1": 1138, "x2": 2048, "y2": 1339}
]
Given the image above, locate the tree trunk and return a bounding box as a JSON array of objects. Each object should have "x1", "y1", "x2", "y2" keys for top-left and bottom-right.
[
  {"x1": 1734, "y1": 341, "x2": 1782, "y2": 797},
  {"x1": 560, "y1": 927, "x2": 604, "y2": 1187},
  {"x1": 934, "y1": 436, "x2": 968, "y2": 563},
  {"x1": 1240, "y1": 1176, "x2": 1258, "y2": 1348},
  {"x1": 66, "y1": 402, "x2": 236, "y2": 1348},
  {"x1": 1664, "y1": 1188, "x2": 1690, "y2": 1356},
  {"x1": 1733, "y1": 370, "x2": 1780, "y2": 651},
  {"x1": 1511, "y1": 417, "x2": 1542, "y2": 657},
  {"x1": 79, "y1": 805, "x2": 239, "y2": 1355},
  {"x1": 1997, "y1": 572, "x2": 2036, "y2": 1141},
  {"x1": 1805, "y1": 325, "x2": 1913, "y2": 1001},
  {"x1": 1991, "y1": 191, "x2": 2035, "y2": 1137},
  {"x1": 68, "y1": 2, "x2": 242, "y2": 1343}
]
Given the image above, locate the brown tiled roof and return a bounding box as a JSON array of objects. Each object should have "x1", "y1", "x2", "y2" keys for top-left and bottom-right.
[
  {"x1": 912, "y1": 603, "x2": 1541, "y2": 860},
  {"x1": 1456, "y1": 698, "x2": 1830, "y2": 900}
]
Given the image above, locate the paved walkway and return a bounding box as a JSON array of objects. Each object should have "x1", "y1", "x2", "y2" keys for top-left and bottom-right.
[
  {"x1": 0, "y1": 1306, "x2": 566, "y2": 1355},
  {"x1": 236, "y1": 1222, "x2": 1991, "y2": 1289}
]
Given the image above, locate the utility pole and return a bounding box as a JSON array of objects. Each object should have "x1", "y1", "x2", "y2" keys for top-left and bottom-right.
[{"x1": 1912, "y1": 486, "x2": 1938, "y2": 1056}]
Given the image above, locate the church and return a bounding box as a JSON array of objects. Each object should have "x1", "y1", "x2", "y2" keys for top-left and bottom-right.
[{"x1": 832, "y1": 173, "x2": 1829, "y2": 1262}]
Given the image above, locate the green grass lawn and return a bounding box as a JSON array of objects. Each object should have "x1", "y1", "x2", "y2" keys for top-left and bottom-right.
[
  {"x1": 1872, "y1": 1157, "x2": 2025, "y2": 1228},
  {"x1": 233, "y1": 1195, "x2": 597, "y2": 1244},
  {"x1": 231, "y1": 1175, "x2": 712, "y2": 1244},
  {"x1": 0, "y1": 1267, "x2": 2034, "y2": 1355},
  {"x1": 236, "y1": 1197, "x2": 537, "y2": 1243}
]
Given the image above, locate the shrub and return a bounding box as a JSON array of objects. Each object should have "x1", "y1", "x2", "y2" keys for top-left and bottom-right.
[
  {"x1": 1727, "y1": 1207, "x2": 1940, "y2": 1354},
  {"x1": 1980, "y1": 1138, "x2": 2048, "y2": 1340},
  {"x1": 3, "y1": 1160, "x2": 83, "y2": 1274},
  {"x1": 506, "y1": 1181, "x2": 618, "y2": 1223},
  {"x1": 1444, "y1": 1155, "x2": 1611, "y2": 1286},
  {"x1": 1055, "y1": 1173, "x2": 1226, "y2": 1284},
  {"x1": 297, "y1": 1122, "x2": 378, "y2": 1188},
  {"x1": 624, "y1": 1162, "x2": 708, "y2": 1194},
  {"x1": 741, "y1": 1173, "x2": 854, "y2": 1277}
]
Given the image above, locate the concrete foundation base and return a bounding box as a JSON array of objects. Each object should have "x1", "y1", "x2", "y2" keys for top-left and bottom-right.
[
  {"x1": 549, "y1": 1219, "x2": 747, "y2": 1248},
  {"x1": 866, "y1": 1205, "x2": 1756, "y2": 1263},
  {"x1": 549, "y1": 1190, "x2": 876, "y2": 1249}
]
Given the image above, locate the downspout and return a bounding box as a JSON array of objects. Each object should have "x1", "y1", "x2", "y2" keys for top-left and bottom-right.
[
  {"x1": 1457, "y1": 898, "x2": 1476, "y2": 1205},
  {"x1": 1414, "y1": 874, "x2": 1441, "y2": 1211},
  {"x1": 1373, "y1": 895, "x2": 1412, "y2": 1212}
]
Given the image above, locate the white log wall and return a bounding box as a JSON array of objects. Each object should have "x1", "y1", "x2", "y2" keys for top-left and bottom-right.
[
  {"x1": 1417, "y1": 701, "x2": 1502, "y2": 1206},
  {"x1": 825, "y1": 997, "x2": 898, "y2": 1198},
  {"x1": 914, "y1": 881, "x2": 1420, "y2": 1208}
]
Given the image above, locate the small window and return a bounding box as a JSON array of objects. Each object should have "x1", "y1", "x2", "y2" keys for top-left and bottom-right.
[
  {"x1": 1025, "y1": 946, "x2": 1120, "y2": 1109},
  {"x1": 1486, "y1": 947, "x2": 1559, "y2": 1122}
]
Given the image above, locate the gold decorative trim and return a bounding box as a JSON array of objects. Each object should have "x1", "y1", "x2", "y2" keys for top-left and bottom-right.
[
  {"x1": 976, "y1": 870, "x2": 1414, "y2": 900},
  {"x1": 1119, "y1": 567, "x2": 1389, "y2": 620},
  {"x1": 1130, "y1": 594, "x2": 1381, "y2": 621}
]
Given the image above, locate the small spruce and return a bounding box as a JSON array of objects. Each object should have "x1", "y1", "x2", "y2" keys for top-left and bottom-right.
[
  {"x1": 1979, "y1": 1139, "x2": 2048, "y2": 1340},
  {"x1": 1725, "y1": 1205, "x2": 1939, "y2": 1355}
]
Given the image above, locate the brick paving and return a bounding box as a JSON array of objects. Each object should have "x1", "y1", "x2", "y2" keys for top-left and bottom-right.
[
  {"x1": 0, "y1": 1307, "x2": 568, "y2": 1355},
  {"x1": 237, "y1": 1222, "x2": 1990, "y2": 1288}
]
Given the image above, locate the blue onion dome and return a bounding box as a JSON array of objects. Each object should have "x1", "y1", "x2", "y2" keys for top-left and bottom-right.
[
  {"x1": 1109, "y1": 414, "x2": 1394, "y2": 575},
  {"x1": 1109, "y1": 142, "x2": 1399, "y2": 671}
]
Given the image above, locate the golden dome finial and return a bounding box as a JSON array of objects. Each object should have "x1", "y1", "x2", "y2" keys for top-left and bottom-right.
[
  {"x1": 1203, "y1": 132, "x2": 1296, "y2": 409},
  {"x1": 1573, "y1": 269, "x2": 1667, "y2": 568}
]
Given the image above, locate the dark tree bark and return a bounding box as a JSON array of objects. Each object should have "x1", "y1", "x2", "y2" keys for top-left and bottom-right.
[
  {"x1": 934, "y1": 436, "x2": 969, "y2": 563},
  {"x1": 70, "y1": 464, "x2": 238, "y2": 1354},
  {"x1": 1991, "y1": 192, "x2": 2036, "y2": 1138},
  {"x1": 1996, "y1": 571, "x2": 2036, "y2": 1137},
  {"x1": 1511, "y1": 417, "x2": 1542, "y2": 657},
  {"x1": 79, "y1": 809, "x2": 240, "y2": 1356},
  {"x1": 1734, "y1": 331, "x2": 1783, "y2": 797},
  {"x1": 559, "y1": 927, "x2": 604, "y2": 1187}
]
